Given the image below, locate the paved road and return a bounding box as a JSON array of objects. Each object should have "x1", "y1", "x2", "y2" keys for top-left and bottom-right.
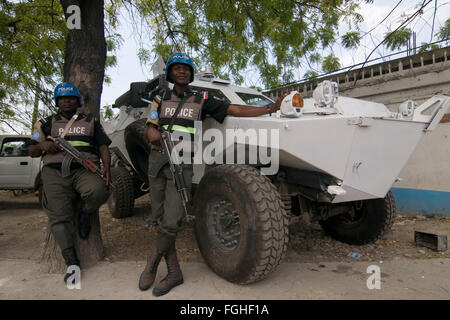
[{"x1": 0, "y1": 256, "x2": 449, "y2": 300}]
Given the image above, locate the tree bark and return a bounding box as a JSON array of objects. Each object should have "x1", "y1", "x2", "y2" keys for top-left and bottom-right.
[
  {"x1": 60, "y1": 0, "x2": 106, "y2": 119},
  {"x1": 30, "y1": 77, "x2": 40, "y2": 134},
  {"x1": 41, "y1": 0, "x2": 107, "y2": 273},
  {"x1": 41, "y1": 204, "x2": 104, "y2": 273}
]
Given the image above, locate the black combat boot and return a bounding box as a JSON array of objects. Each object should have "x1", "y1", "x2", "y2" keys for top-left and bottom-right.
[
  {"x1": 152, "y1": 244, "x2": 184, "y2": 297},
  {"x1": 61, "y1": 247, "x2": 81, "y2": 284},
  {"x1": 78, "y1": 206, "x2": 91, "y2": 240},
  {"x1": 138, "y1": 247, "x2": 163, "y2": 291}
]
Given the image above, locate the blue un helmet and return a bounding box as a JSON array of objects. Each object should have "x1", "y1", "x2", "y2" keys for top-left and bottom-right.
[
  {"x1": 165, "y1": 52, "x2": 195, "y2": 83},
  {"x1": 53, "y1": 82, "x2": 83, "y2": 106}
]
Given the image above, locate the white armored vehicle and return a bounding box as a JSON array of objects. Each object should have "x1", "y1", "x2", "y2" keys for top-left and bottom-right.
[{"x1": 104, "y1": 69, "x2": 449, "y2": 285}]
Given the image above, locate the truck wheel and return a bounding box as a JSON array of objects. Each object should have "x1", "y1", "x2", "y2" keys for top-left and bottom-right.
[
  {"x1": 107, "y1": 166, "x2": 134, "y2": 218},
  {"x1": 319, "y1": 191, "x2": 396, "y2": 245},
  {"x1": 124, "y1": 119, "x2": 150, "y2": 185},
  {"x1": 193, "y1": 165, "x2": 289, "y2": 284}
]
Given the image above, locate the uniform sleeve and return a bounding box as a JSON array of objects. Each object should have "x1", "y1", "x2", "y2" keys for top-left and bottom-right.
[
  {"x1": 93, "y1": 121, "x2": 112, "y2": 146},
  {"x1": 202, "y1": 96, "x2": 230, "y2": 124},
  {"x1": 146, "y1": 90, "x2": 163, "y2": 127},
  {"x1": 146, "y1": 100, "x2": 161, "y2": 127},
  {"x1": 28, "y1": 117, "x2": 51, "y2": 145}
]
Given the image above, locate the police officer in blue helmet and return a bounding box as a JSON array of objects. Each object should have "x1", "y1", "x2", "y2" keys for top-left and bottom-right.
[
  {"x1": 28, "y1": 82, "x2": 112, "y2": 285},
  {"x1": 139, "y1": 52, "x2": 288, "y2": 296}
]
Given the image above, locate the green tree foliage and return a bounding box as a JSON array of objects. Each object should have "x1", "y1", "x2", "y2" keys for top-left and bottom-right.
[
  {"x1": 104, "y1": 33, "x2": 123, "y2": 84},
  {"x1": 101, "y1": 105, "x2": 114, "y2": 121},
  {"x1": 418, "y1": 42, "x2": 440, "y2": 54},
  {"x1": 341, "y1": 31, "x2": 361, "y2": 49},
  {"x1": 436, "y1": 18, "x2": 450, "y2": 41},
  {"x1": 303, "y1": 70, "x2": 319, "y2": 80},
  {"x1": 119, "y1": 0, "x2": 366, "y2": 88},
  {"x1": 384, "y1": 27, "x2": 412, "y2": 51},
  {"x1": 322, "y1": 54, "x2": 340, "y2": 73},
  {"x1": 0, "y1": 0, "x2": 66, "y2": 133},
  {"x1": 0, "y1": 1, "x2": 121, "y2": 133}
]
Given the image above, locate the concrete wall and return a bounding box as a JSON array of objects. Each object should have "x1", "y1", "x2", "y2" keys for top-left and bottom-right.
[
  {"x1": 395, "y1": 123, "x2": 450, "y2": 192},
  {"x1": 265, "y1": 46, "x2": 450, "y2": 108},
  {"x1": 392, "y1": 123, "x2": 450, "y2": 215}
]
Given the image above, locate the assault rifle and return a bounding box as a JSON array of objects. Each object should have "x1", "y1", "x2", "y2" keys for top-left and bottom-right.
[
  {"x1": 48, "y1": 136, "x2": 110, "y2": 187},
  {"x1": 160, "y1": 130, "x2": 194, "y2": 221}
]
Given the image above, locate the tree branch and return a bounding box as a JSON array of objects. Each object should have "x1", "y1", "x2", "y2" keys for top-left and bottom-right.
[{"x1": 157, "y1": 0, "x2": 181, "y2": 51}]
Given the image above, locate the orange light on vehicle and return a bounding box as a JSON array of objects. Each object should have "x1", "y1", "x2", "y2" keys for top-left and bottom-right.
[{"x1": 292, "y1": 93, "x2": 304, "y2": 108}]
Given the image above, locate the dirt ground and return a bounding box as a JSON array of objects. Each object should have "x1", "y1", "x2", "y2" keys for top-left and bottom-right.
[{"x1": 0, "y1": 190, "x2": 448, "y2": 266}]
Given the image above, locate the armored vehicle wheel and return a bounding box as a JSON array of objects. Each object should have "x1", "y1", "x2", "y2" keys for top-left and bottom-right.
[
  {"x1": 319, "y1": 191, "x2": 396, "y2": 245},
  {"x1": 124, "y1": 119, "x2": 151, "y2": 185},
  {"x1": 107, "y1": 166, "x2": 134, "y2": 218},
  {"x1": 193, "y1": 165, "x2": 289, "y2": 284}
]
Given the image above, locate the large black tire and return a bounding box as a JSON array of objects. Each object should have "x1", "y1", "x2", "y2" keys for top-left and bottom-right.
[
  {"x1": 319, "y1": 191, "x2": 396, "y2": 245},
  {"x1": 107, "y1": 166, "x2": 135, "y2": 218},
  {"x1": 193, "y1": 165, "x2": 289, "y2": 284},
  {"x1": 124, "y1": 119, "x2": 151, "y2": 185}
]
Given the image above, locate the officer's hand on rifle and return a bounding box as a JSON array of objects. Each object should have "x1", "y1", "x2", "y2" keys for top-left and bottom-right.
[
  {"x1": 39, "y1": 140, "x2": 60, "y2": 154},
  {"x1": 102, "y1": 167, "x2": 111, "y2": 187},
  {"x1": 146, "y1": 125, "x2": 162, "y2": 147}
]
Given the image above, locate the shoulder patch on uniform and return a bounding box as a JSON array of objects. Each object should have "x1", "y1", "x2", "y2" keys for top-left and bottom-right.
[
  {"x1": 32, "y1": 120, "x2": 46, "y2": 142},
  {"x1": 202, "y1": 91, "x2": 208, "y2": 100},
  {"x1": 153, "y1": 95, "x2": 161, "y2": 104},
  {"x1": 32, "y1": 131, "x2": 40, "y2": 140},
  {"x1": 149, "y1": 110, "x2": 159, "y2": 120}
]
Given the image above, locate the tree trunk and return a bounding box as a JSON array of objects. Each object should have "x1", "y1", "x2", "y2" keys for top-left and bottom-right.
[
  {"x1": 30, "y1": 78, "x2": 40, "y2": 134},
  {"x1": 60, "y1": 0, "x2": 106, "y2": 119},
  {"x1": 41, "y1": 205, "x2": 104, "y2": 273},
  {"x1": 41, "y1": 0, "x2": 107, "y2": 273}
]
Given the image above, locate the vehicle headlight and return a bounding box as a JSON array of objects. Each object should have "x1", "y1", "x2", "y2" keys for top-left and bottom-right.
[
  {"x1": 313, "y1": 80, "x2": 339, "y2": 107},
  {"x1": 323, "y1": 84, "x2": 330, "y2": 102},
  {"x1": 292, "y1": 93, "x2": 304, "y2": 108},
  {"x1": 280, "y1": 91, "x2": 303, "y2": 118}
]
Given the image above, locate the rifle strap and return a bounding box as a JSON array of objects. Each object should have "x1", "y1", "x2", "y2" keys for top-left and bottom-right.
[
  {"x1": 167, "y1": 90, "x2": 190, "y2": 133},
  {"x1": 58, "y1": 110, "x2": 80, "y2": 176},
  {"x1": 60, "y1": 111, "x2": 80, "y2": 138}
]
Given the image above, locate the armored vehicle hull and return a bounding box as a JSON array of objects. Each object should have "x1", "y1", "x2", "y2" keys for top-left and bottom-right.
[{"x1": 104, "y1": 74, "x2": 449, "y2": 285}]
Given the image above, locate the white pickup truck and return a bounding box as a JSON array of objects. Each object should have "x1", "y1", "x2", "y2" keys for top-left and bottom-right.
[{"x1": 0, "y1": 135, "x2": 42, "y2": 198}]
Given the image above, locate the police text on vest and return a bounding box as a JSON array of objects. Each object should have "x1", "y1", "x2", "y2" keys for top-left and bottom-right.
[
  {"x1": 165, "y1": 107, "x2": 194, "y2": 118},
  {"x1": 58, "y1": 127, "x2": 86, "y2": 135}
]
